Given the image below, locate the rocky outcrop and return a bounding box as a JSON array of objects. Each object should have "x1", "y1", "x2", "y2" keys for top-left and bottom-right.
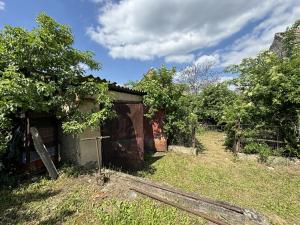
[
  {"x1": 269, "y1": 29, "x2": 300, "y2": 57},
  {"x1": 269, "y1": 32, "x2": 285, "y2": 57}
]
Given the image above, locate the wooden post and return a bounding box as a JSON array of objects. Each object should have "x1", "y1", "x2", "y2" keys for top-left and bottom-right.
[
  {"x1": 30, "y1": 127, "x2": 59, "y2": 179},
  {"x1": 276, "y1": 132, "x2": 279, "y2": 150},
  {"x1": 95, "y1": 138, "x2": 101, "y2": 174},
  {"x1": 192, "y1": 126, "x2": 196, "y2": 148},
  {"x1": 234, "y1": 119, "x2": 241, "y2": 153}
]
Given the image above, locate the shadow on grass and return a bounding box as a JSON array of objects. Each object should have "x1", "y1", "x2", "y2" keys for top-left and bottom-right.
[
  {"x1": 195, "y1": 138, "x2": 206, "y2": 154},
  {"x1": 0, "y1": 187, "x2": 62, "y2": 224},
  {"x1": 132, "y1": 151, "x2": 165, "y2": 177},
  {"x1": 58, "y1": 161, "x2": 97, "y2": 178},
  {"x1": 39, "y1": 209, "x2": 75, "y2": 225}
]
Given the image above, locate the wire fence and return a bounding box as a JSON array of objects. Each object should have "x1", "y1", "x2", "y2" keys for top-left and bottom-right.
[
  {"x1": 200, "y1": 124, "x2": 225, "y2": 132},
  {"x1": 199, "y1": 123, "x2": 300, "y2": 152},
  {"x1": 238, "y1": 124, "x2": 286, "y2": 151}
]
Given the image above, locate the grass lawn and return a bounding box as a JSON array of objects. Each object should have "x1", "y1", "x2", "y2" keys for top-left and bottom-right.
[
  {"x1": 1, "y1": 131, "x2": 299, "y2": 224},
  {"x1": 137, "y1": 131, "x2": 300, "y2": 225},
  {"x1": 0, "y1": 168, "x2": 203, "y2": 224}
]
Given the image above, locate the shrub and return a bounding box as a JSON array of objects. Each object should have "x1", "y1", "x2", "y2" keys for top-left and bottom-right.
[
  {"x1": 257, "y1": 144, "x2": 271, "y2": 163},
  {"x1": 243, "y1": 142, "x2": 260, "y2": 154},
  {"x1": 243, "y1": 142, "x2": 271, "y2": 163}
]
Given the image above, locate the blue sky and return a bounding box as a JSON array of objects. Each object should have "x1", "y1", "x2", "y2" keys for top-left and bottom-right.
[{"x1": 0, "y1": 0, "x2": 299, "y2": 84}]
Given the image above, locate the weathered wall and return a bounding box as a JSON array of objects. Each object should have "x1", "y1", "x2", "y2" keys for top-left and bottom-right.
[
  {"x1": 58, "y1": 100, "x2": 100, "y2": 166},
  {"x1": 102, "y1": 103, "x2": 144, "y2": 169},
  {"x1": 110, "y1": 90, "x2": 143, "y2": 102},
  {"x1": 59, "y1": 91, "x2": 144, "y2": 168},
  {"x1": 144, "y1": 110, "x2": 167, "y2": 152}
]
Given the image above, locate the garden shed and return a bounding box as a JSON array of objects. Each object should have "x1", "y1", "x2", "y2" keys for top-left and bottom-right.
[
  {"x1": 15, "y1": 112, "x2": 59, "y2": 172},
  {"x1": 59, "y1": 77, "x2": 146, "y2": 169}
]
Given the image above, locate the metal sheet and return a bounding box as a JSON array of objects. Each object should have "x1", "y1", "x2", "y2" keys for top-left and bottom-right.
[
  {"x1": 144, "y1": 109, "x2": 167, "y2": 152},
  {"x1": 102, "y1": 103, "x2": 144, "y2": 169}
]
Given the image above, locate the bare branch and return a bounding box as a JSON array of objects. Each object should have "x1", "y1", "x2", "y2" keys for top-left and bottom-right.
[{"x1": 176, "y1": 58, "x2": 219, "y2": 93}]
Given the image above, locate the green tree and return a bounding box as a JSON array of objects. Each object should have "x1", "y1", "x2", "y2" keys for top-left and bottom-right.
[
  {"x1": 133, "y1": 66, "x2": 197, "y2": 145},
  {"x1": 197, "y1": 82, "x2": 236, "y2": 124},
  {"x1": 0, "y1": 13, "x2": 112, "y2": 154},
  {"x1": 224, "y1": 21, "x2": 300, "y2": 156}
]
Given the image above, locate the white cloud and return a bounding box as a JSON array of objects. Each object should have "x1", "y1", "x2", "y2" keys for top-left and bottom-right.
[
  {"x1": 89, "y1": 0, "x2": 110, "y2": 4},
  {"x1": 218, "y1": 1, "x2": 300, "y2": 67},
  {"x1": 195, "y1": 55, "x2": 219, "y2": 66},
  {"x1": 219, "y1": 75, "x2": 236, "y2": 82},
  {"x1": 165, "y1": 54, "x2": 195, "y2": 64},
  {"x1": 78, "y1": 63, "x2": 90, "y2": 71},
  {"x1": 0, "y1": 1, "x2": 5, "y2": 10},
  {"x1": 87, "y1": 0, "x2": 288, "y2": 62},
  {"x1": 87, "y1": 0, "x2": 299, "y2": 64}
]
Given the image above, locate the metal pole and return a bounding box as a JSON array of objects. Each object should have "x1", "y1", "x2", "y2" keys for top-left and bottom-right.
[{"x1": 95, "y1": 138, "x2": 100, "y2": 174}]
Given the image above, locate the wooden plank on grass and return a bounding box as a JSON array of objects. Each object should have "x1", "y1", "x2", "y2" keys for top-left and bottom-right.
[{"x1": 30, "y1": 127, "x2": 59, "y2": 179}]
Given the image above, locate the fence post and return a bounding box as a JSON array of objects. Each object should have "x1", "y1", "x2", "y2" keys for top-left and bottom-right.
[
  {"x1": 192, "y1": 126, "x2": 196, "y2": 148},
  {"x1": 234, "y1": 119, "x2": 241, "y2": 153},
  {"x1": 276, "y1": 132, "x2": 279, "y2": 151}
]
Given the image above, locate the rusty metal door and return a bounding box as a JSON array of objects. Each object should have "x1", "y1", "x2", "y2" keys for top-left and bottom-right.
[{"x1": 101, "y1": 103, "x2": 144, "y2": 169}]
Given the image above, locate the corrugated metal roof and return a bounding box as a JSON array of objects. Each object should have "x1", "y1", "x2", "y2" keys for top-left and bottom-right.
[{"x1": 83, "y1": 75, "x2": 146, "y2": 96}]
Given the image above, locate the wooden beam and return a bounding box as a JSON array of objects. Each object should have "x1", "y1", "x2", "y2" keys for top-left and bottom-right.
[{"x1": 30, "y1": 127, "x2": 59, "y2": 179}]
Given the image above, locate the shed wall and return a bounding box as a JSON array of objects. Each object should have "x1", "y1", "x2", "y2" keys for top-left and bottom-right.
[
  {"x1": 102, "y1": 103, "x2": 144, "y2": 169},
  {"x1": 110, "y1": 90, "x2": 143, "y2": 102},
  {"x1": 59, "y1": 91, "x2": 144, "y2": 168}
]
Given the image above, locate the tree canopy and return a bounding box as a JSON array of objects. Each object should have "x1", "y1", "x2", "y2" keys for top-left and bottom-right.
[
  {"x1": 197, "y1": 83, "x2": 236, "y2": 124},
  {"x1": 175, "y1": 58, "x2": 219, "y2": 94},
  {"x1": 132, "y1": 66, "x2": 197, "y2": 145},
  {"x1": 0, "y1": 13, "x2": 112, "y2": 154},
  {"x1": 224, "y1": 21, "x2": 300, "y2": 156}
]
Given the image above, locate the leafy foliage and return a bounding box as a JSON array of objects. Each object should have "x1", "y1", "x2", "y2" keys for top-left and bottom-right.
[
  {"x1": 242, "y1": 142, "x2": 260, "y2": 154},
  {"x1": 0, "y1": 13, "x2": 112, "y2": 154},
  {"x1": 197, "y1": 82, "x2": 236, "y2": 124},
  {"x1": 133, "y1": 66, "x2": 197, "y2": 145},
  {"x1": 243, "y1": 142, "x2": 272, "y2": 163},
  {"x1": 257, "y1": 143, "x2": 272, "y2": 163},
  {"x1": 224, "y1": 20, "x2": 300, "y2": 157}
]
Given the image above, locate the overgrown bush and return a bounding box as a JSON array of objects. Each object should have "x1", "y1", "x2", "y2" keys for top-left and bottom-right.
[
  {"x1": 242, "y1": 142, "x2": 271, "y2": 163},
  {"x1": 197, "y1": 83, "x2": 236, "y2": 124},
  {"x1": 243, "y1": 142, "x2": 260, "y2": 154},
  {"x1": 223, "y1": 20, "x2": 300, "y2": 157},
  {"x1": 131, "y1": 66, "x2": 198, "y2": 146},
  {"x1": 257, "y1": 144, "x2": 272, "y2": 163},
  {"x1": 0, "y1": 14, "x2": 113, "y2": 158}
]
